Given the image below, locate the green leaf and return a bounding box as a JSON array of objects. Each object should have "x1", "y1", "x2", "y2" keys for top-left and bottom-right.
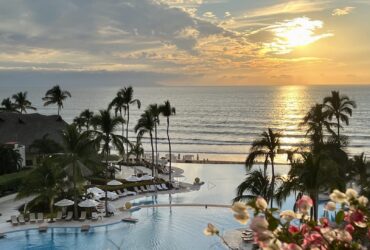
[{"x1": 335, "y1": 210, "x2": 344, "y2": 224}]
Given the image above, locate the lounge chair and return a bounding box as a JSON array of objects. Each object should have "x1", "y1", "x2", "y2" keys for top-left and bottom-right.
[
  {"x1": 146, "y1": 185, "x2": 155, "y2": 192},
  {"x1": 116, "y1": 189, "x2": 126, "y2": 197},
  {"x1": 161, "y1": 184, "x2": 168, "y2": 190},
  {"x1": 156, "y1": 184, "x2": 163, "y2": 190},
  {"x1": 79, "y1": 211, "x2": 86, "y2": 221},
  {"x1": 91, "y1": 212, "x2": 99, "y2": 221},
  {"x1": 81, "y1": 224, "x2": 90, "y2": 232},
  {"x1": 37, "y1": 213, "x2": 44, "y2": 223},
  {"x1": 11, "y1": 215, "x2": 18, "y2": 226},
  {"x1": 140, "y1": 186, "x2": 148, "y2": 192},
  {"x1": 18, "y1": 214, "x2": 26, "y2": 225},
  {"x1": 39, "y1": 224, "x2": 48, "y2": 232},
  {"x1": 29, "y1": 213, "x2": 36, "y2": 223},
  {"x1": 56, "y1": 211, "x2": 63, "y2": 221},
  {"x1": 123, "y1": 189, "x2": 136, "y2": 196},
  {"x1": 134, "y1": 187, "x2": 142, "y2": 193},
  {"x1": 65, "y1": 211, "x2": 73, "y2": 221}
]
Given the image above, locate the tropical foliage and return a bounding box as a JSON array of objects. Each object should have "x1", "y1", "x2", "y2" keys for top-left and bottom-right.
[
  {"x1": 42, "y1": 85, "x2": 71, "y2": 117},
  {"x1": 12, "y1": 91, "x2": 36, "y2": 114},
  {"x1": 0, "y1": 98, "x2": 18, "y2": 112},
  {"x1": 0, "y1": 145, "x2": 23, "y2": 174}
]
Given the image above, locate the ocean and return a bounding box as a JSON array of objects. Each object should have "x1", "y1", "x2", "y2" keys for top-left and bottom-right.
[{"x1": 1, "y1": 83, "x2": 369, "y2": 163}]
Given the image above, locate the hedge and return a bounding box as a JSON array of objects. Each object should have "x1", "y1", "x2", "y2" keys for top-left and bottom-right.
[{"x1": 0, "y1": 170, "x2": 30, "y2": 196}]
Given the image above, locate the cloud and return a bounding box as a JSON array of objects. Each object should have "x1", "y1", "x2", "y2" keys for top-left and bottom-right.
[
  {"x1": 203, "y1": 11, "x2": 216, "y2": 18},
  {"x1": 332, "y1": 6, "x2": 355, "y2": 16},
  {"x1": 224, "y1": 11, "x2": 231, "y2": 17}
]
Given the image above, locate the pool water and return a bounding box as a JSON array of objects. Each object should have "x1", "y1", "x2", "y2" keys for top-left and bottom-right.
[{"x1": 0, "y1": 163, "x2": 327, "y2": 249}]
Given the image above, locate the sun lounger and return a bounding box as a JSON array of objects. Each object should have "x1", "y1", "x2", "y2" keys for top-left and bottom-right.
[
  {"x1": 56, "y1": 211, "x2": 63, "y2": 221},
  {"x1": 79, "y1": 211, "x2": 86, "y2": 221},
  {"x1": 161, "y1": 184, "x2": 168, "y2": 190},
  {"x1": 116, "y1": 190, "x2": 125, "y2": 197},
  {"x1": 81, "y1": 224, "x2": 90, "y2": 232},
  {"x1": 156, "y1": 184, "x2": 163, "y2": 190},
  {"x1": 11, "y1": 215, "x2": 18, "y2": 226},
  {"x1": 145, "y1": 185, "x2": 155, "y2": 192},
  {"x1": 29, "y1": 213, "x2": 36, "y2": 223},
  {"x1": 123, "y1": 189, "x2": 136, "y2": 196},
  {"x1": 140, "y1": 186, "x2": 148, "y2": 192},
  {"x1": 65, "y1": 211, "x2": 73, "y2": 221},
  {"x1": 91, "y1": 212, "x2": 99, "y2": 221},
  {"x1": 37, "y1": 213, "x2": 44, "y2": 223},
  {"x1": 134, "y1": 187, "x2": 142, "y2": 193},
  {"x1": 18, "y1": 214, "x2": 26, "y2": 225},
  {"x1": 39, "y1": 224, "x2": 48, "y2": 232}
]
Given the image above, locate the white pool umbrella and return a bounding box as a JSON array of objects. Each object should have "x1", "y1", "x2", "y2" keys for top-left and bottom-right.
[
  {"x1": 54, "y1": 199, "x2": 74, "y2": 207},
  {"x1": 140, "y1": 175, "x2": 154, "y2": 181},
  {"x1": 107, "y1": 180, "x2": 123, "y2": 186},
  {"x1": 87, "y1": 187, "x2": 104, "y2": 194},
  {"x1": 125, "y1": 175, "x2": 141, "y2": 182},
  {"x1": 78, "y1": 199, "x2": 99, "y2": 208}
]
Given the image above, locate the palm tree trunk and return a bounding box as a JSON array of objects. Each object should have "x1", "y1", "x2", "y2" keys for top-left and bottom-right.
[
  {"x1": 270, "y1": 156, "x2": 275, "y2": 209},
  {"x1": 167, "y1": 117, "x2": 172, "y2": 184},
  {"x1": 155, "y1": 122, "x2": 158, "y2": 167},
  {"x1": 73, "y1": 160, "x2": 78, "y2": 220},
  {"x1": 149, "y1": 132, "x2": 155, "y2": 176},
  {"x1": 49, "y1": 196, "x2": 55, "y2": 222},
  {"x1": 105, "y1": 140, "x2": 110, "y2": 217},
  {"x1": 126, "y1": 106, "x2": 130, "y2": 165},
  {"x1": 337, "y1": 116, "x2": 340, "y2": 146},
  {"x1": 58, "y1": 106, "x2": 60, "y2": 117},
  {"x1": 120, "y1": 110, "x2": 125, "y2": 160}
]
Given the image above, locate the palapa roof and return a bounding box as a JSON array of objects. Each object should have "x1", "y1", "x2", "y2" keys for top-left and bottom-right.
[{"x1": 0, "y1": 112, "x2": 67, "y2": 149}]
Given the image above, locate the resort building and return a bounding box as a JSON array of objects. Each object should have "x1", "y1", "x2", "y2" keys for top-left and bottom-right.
[{"x1": 0, "y1": 112, "x2": 67, "y2": 166}]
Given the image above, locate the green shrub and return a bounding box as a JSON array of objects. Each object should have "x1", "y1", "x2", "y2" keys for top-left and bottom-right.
[{"x1": 0, "y1": 170, "x2": 30, "y2": 196}]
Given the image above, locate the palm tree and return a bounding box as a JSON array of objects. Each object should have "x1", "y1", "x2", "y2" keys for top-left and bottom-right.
[
  {"x1": 12, "y1": 92, "x2": 37, "y2": 114},
  {"x1": 121, "y1": 87, "x2": 141, "y2": 164},
  {"x1": 234, "y1": 169, "x2": 274, "y2": 203},
  {"x1": 17, "y1": 159, "x2": 64, "y2": 219},
  {"x1": 348, "y1": 153, "x2": 369, "y2": 189},
  {"x1": 245, "y1": 128, "x2": 281, "y2": 207},
  {"x1": 276, "y1": 151, "x2": 345, "y2": 221},
  {"x1": 90, "y1": 109, "x2": 127, "y2": 217},
  {"x1": 42, "y1": 85, "x2": 71, "y2": 117},
  {"x1": 0, "y1": 145, "x2": 23, "y2": 174},
  {"x1": 80, "y1": 109, "x2": 94, "y2": 130},
  {"x1": 148, "y1": 104, "x2": 160, "y2": 167},
  {"x1": 300, "y1": 104, "x2": 336, "y2": 152},
  {"x1": 30, "y1": 134, "x2": 62, "y2": 159},
  {"x1": 323, "y1": 91, "x2": 356, "y2": 145},
  {"x1": 0, "y1": 98, "x2": 18, "y2": 112},
  {"x1": 73, "y1": 116, "x2": 85, "y2": 132},
  {"x1": 159, "y1": 100, "x2": 176, "y2": 184},
  {"x1": 60, "y1": 125, "x2": 97, "y2": 219},
  {"x1": 135, "y1": 110, "x2": 155, "y2": 176},
  {"x1": 129, "y1": 136, "x2": 144, "y2": 162}
]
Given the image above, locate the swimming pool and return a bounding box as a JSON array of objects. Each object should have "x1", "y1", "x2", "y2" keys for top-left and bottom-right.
[{"x1": 0, "y1": 163, "x2": 328, "y2": 249}]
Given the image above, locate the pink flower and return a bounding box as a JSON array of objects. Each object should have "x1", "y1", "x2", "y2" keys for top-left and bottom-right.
[
  {"x1": 319, "y1": 218, "x2": 329, "y2": 228},
  {"x1": 288, "y1": 225, "x2": 300, "y2": 234},
  {"x1": 345, "y1": 224, "x2": 355, "y2": 234},
  {"x1": 296, "y1": 195, "x2": 313, "y2": 214},
  {"x1": 303, "y1": 232, "x2": 324, "y2": 248},
  {"x1": 282, "y1": 243, "x2": 302, "y2": 250}
]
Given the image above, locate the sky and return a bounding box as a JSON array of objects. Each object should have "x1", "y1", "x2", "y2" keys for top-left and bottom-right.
[{"x1": 0, "y1": 0, "x2": 369, "y2": 86}]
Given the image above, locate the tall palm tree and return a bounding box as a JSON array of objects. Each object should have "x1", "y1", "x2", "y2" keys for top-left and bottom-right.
[
  {"x1": 135, "y1": 110, "x2": 155, "y2": 176},
  {"x1": 121, "y1": 87, "x2": 141, "y2": 164},
  {"x1": 148, "y1": 104, "x2": 160, "y2": 167},
  {"x1": 276, "y1": 151, "x2": 344, "y2": 221},
  {"x1": 245, "y1": 128, "x2": 281, "y2": 207},
  {"x1": 300, "y1": 104, "x2": 336, "y2": 152},
  {"x1": 60, "y1": 125, "x2": 97, "y2": 219},
  {"x1": 160, "y1": 100, "x2": 176, "y2": 184},
  {"x1": 79, "y1": 109, "x2": 94, "y2": 130},
  {"x1": 90, "y1": 109, "x2": 127, "y2": 217},
  {"x1": 42, "y1": 85, "x2": 71, "y2": 117},
  {"x1": 323, "y1": 91, "x2": 356, "y2": 145},
  {"x1": 0, "y1": 98, "x2": 18, "y2": 112},
  {"x1": 73, "y1": 116, "x2": 85, "y2": 132},
  {"x1": 129, "y1": 136, "x2": 144, "y2": 162},
  {"x1": 12, "y1": 92, "x2": 37, "y2": 114},
  {"x1": 348, "y1": 153, "x2": 369, "y2": 189},
  {"x1": 234, "y1": 169, "x2": 274, "y2": 203}
]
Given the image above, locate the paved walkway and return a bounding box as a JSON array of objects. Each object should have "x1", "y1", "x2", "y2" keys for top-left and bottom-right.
[{"x1": 138, "y1": 203, "x2": 232, "y2": 208}]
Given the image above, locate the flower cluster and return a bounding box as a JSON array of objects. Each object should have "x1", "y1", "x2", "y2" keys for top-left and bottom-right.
[{"x1": 244, "y1": 190, "x2": 370, "y2": 249}]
